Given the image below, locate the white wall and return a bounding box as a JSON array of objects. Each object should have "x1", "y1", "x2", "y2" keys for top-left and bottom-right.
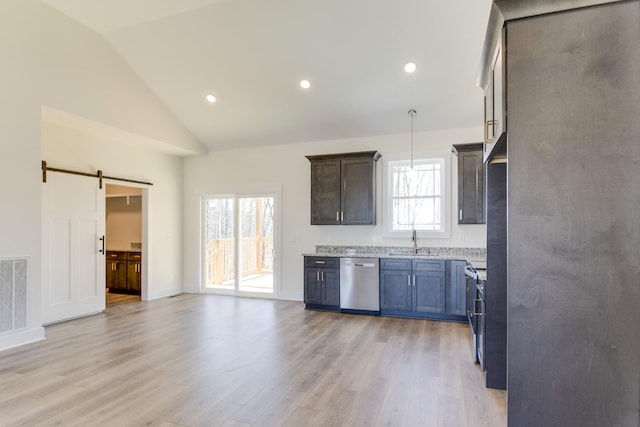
[
  {"x1": 184, "y1": 127, "x2": 486, "y2": 301},
  {"x1": 106, "y1": 196, "x2": 142, "y2": 252},
  {"x1": 0, "y1": 1, "x2": 200, "y2": 350},
  {"x1": 43, "y1": 121, "x2": 184, "y2": 300}
]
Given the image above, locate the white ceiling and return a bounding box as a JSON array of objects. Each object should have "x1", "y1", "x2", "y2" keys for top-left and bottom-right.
[{"x1": 41, "y1": 0, "x2": 491, "y2": 152}]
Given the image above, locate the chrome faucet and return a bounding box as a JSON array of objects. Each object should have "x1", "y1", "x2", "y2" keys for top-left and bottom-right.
[{"x1": 411, "y1": 229, "x2": 418, "y2": 255}]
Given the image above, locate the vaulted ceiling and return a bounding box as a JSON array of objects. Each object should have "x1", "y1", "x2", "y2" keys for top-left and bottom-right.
[{"x1": 40, "y1": 0, "x2": 491, "y2": 152}]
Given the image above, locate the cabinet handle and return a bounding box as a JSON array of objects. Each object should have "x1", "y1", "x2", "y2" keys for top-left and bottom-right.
[
  {"x1": 317, "y1": 271, "x2": 320, "y2": 281},
  {"x1": 413, "y1": 275, "x2": 416, "y2": 287},
  {"x1": 459, "y1": 209, "x2": 463, "y2": 221},
  {"x1": 321, "y1": 271, "x2": 324, "y2": 281},
  {"x1": 315, "y1": 260, "x2": 326, "y2": 265},
  {"x1": 336, "y1": 211, "x2": 340, "y2": 221},
  {"x1": 407, "y1": 275, "x2": 411, "y2": 287},
  {"x1": 484, "y1": 119, "x2": 496, "y2": 144},
  {"x1": 341, "y1": 211, "x2": 344, "y2": 221}
]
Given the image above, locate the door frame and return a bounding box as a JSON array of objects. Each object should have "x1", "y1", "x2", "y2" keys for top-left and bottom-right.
[
  {"x1": 104, "y1": 180, "x2": 150, "y2": 301},
  {"x1": 199, "y1": 187, "x2": 281, "y2": 299}
]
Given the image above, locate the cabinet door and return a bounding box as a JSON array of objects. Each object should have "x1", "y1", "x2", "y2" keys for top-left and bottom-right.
[
  {"x1": 322, "y1": 268, "x2": 340, "y2": 307},
  {"x1": 304, "y1": 269, "x2": 323, "y2": 304},
  {"x1": 341, "y1": 158, "x2": 375, "y2": 225},
  {"x1": 380, "y1": 269, "x2": 412, "y2": 311},
  {"x1": 414, "y1": 271, "x2": 445, "y2": 313},
  {"x1": 310, "y1": 160, "x2": 341, "y2": 225},
  {"x1": 458, "y1": 149, "x2": 485, "y2": 224},
  {"x1": 493, "y1": 41, "x2": 504, "y2": 138},
  {"x1": 107, "y1": 260, "x2": 127, "y2": 291},
  {"x1": 446, "y1": 261, "x2": 467, "y2": 316},
  {"x1": 484, "y1": 31, "x2": 506, "y2": 158},
  {"x1": 127, "y1": 262, "x2": 141, "y2": 292}
]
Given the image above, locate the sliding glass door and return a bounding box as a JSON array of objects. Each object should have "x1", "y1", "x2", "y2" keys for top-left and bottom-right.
[{"x1": 203, "y1": 195, "x2": 275, "y2": 295}]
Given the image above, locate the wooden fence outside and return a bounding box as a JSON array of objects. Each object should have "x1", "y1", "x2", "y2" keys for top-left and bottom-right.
[{"x1": 205, "y1": 237, "x2": 273, "y2": 285}]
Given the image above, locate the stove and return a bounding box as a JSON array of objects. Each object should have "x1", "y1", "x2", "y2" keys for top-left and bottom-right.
[{"x1": 465, "y1": 263, "x2": 486, "y2": 368}]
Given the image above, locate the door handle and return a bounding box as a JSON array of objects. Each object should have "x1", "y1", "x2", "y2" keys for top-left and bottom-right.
[{"x1": 98, "y1": 236, "x2": 105, "y2": 254}]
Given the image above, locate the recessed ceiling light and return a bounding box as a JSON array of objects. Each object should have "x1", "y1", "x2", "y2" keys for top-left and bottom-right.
[
  {"x1": 404, "y1": 62, "x2": 417, "y2": 73},
  {"x1": 206, "y1": 94, "x2": 216, "y2": 103},
  {"x1": 300, "y1": 79, "x2": 311, "y2": 89}
]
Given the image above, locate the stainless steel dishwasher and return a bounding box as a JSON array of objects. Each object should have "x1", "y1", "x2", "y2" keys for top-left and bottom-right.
[{"x1": 340, "y1": 258, "x2": 380, "y2": 313}]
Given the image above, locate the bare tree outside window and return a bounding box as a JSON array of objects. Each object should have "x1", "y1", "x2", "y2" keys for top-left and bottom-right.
[
  {"x1": 391, "y1": 160, "x2": 443, "y2": 231},
  {"x1": 204, "y1": 195, "x2": 275, "y2": 292}
]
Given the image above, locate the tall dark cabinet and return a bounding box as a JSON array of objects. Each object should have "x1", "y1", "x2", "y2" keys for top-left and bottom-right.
[
  {"x1": 306, "y1": 151, "x2": 381, "y2": 225},
  {"x1": 485, "y1": 161, "x2": 507, "y2": 390},
  {"x1": 479, "y1": 1, "x2": 640, "y2": 426}
]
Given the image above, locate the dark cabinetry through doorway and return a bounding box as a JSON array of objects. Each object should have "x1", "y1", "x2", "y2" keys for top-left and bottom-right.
[{"x1": 106, "y1": 251, "x2": 141, "y2": 295}]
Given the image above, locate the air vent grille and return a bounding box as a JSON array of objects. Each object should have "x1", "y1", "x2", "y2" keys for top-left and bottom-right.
[{"x1": 0, "y1": 258, "x2": 27, "y2": 333}]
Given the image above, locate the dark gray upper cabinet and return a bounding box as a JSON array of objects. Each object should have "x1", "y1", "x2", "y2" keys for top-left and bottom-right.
[
  {"x1": 306, "y1": 151, "x2": 381, "y2": 225},
  {"x1": 453, "y1": 143, "x2": 485, "y2": 224},
  {"x1": 482, "y1": 28, "x2": 506, "y2": 162}
]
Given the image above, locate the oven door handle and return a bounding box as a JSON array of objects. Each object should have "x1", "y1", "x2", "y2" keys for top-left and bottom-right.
[{"x1": 474, "y1": 299, "x2": 485, "y2": 316}]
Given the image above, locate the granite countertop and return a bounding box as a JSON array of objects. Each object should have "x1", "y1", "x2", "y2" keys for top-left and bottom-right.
[{"x1": 303, "y1": 245, "x2": 486, "y2": 263}]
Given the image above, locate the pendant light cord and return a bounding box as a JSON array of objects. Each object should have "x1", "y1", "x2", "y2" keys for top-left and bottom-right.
[{"x1": 408, "y1": 109, "x2": 417, "y2": 169}]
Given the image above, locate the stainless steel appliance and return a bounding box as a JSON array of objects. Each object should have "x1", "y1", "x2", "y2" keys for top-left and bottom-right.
[
  {"x1": 465, "y1": 264, "x2": 480, "y2": 362},
  {"x1": 465, "y1": 263, "x2": 486, "y2": 368},
  {"x1": 476, "y1": 277, "x2": 486, "y2": 370},
  {"x1": 340, "y1": 258, "x2": 380, "y2": 313}
]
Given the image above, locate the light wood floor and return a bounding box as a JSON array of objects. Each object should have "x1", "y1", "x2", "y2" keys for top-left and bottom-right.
[
  {"x1": 106, "y1": 292, "x2": 141, "y2": 305},
  {"x1": 0, "y1": 294, "x2": 506, "y2": 426}
]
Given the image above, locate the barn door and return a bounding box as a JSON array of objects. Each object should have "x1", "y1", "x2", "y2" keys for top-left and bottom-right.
[{"x1": 42, "y1": 173, "x2": 106, "y2": 324}]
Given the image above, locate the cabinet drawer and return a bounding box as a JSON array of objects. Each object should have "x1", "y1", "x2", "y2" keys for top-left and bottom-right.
[
  {"x1": 304, "y1": 256, "x2": 339, "y2": 268},
  {"x1": 106, "y1": 251, "x2": 127, "y2": 260},
  {"x1": 127, "y1": 252, "x2": 142, "y2": 261},
  {"x1": 380, "y1": 258, "x2": 412, "y2": 270},
  {"x1": 413, "y1": 259, "x2": 445, "y2": 272}
]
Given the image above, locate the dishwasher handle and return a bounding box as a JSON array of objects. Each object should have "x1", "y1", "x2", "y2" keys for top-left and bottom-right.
[{"x1": 354, "y1": 263, "x2": 375, "y2": 267}]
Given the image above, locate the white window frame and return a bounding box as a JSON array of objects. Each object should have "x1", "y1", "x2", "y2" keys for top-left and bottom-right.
[
  {"x1": 200, "y1": 187, "x2": 281, "y2": 299},
  {"x1": 382, "y1": 151, "x2": 451, "y2": 239}
]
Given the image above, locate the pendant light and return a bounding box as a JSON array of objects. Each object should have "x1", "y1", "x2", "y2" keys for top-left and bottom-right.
[{"x1": 408, "y1": 109, "x2": 417, "y2": 169}]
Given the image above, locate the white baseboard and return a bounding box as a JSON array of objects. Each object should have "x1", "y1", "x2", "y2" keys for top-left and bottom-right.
[
  {"x1": 276, "y1": 291, "x2": 303, "y2": 302},
  {"x1": 146, "y1": 288, "x2": 183, "y2": 301},
  {"x1": 0, "y1": 327, "x2": 45, "y2": 352}
]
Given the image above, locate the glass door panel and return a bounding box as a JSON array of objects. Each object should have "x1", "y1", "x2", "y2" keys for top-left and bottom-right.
[
  {"x1": 238, "y1": 197, "x2": 274, "y2": 293},
  {"x1": 204, "y1": 198, "x2": 235, "y2": 289}
]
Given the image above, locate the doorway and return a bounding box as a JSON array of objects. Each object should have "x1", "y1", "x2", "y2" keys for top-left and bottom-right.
[
  {"x1": 202, "y1": 194, "x2": 276, "y2": 296},
  {"x1": 105, "y1": 184, "x2": 143, "y2": 305}
]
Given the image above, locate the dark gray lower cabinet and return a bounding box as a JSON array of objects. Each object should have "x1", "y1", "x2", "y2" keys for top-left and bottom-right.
[
  {"x1": 380, "y1": 258, "x2": 445, "y2": 317},
  {"x1": 380, "y1": 258, "x2": 466, "y2": 321},
  {"x1": 445, "y1": 260, "x2": 467, "y2": 316},
  {"x1": 303, "y1": 256, "x2": 340, "y2": 310}
]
